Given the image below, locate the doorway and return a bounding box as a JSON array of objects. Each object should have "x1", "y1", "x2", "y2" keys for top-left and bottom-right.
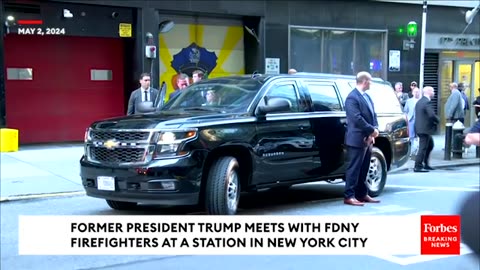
[
  {"x1": 438, "y1": 51, "x2": 480, "y2": 132},
  {"x1": 455, "y1": 61, "x2": 480, "y2": 127}
]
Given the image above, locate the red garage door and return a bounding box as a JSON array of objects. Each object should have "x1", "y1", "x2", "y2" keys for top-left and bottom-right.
[{"x1": 4, "y1": 35, "x2": 124, "y2": 144}]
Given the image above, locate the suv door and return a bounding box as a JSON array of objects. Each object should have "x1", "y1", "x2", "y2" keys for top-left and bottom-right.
[
  {"x1": 253, "y1": 80, "x2": 315, "y2": 185},
  {"x1": 302, "y1": 80, "x2": 347, "y2": 177}
]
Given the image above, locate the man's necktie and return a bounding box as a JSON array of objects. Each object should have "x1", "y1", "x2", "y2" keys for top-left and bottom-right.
[
  {"x1": 363, "y1": 93, "x2": 374, "y2": 114},
  {"x1": 144, "y1": 91, "x2": 148, "y2": 102}
]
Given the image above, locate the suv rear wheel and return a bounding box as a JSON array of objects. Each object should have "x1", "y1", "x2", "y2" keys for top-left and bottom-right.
[
  {"x1": 205, "y1": 156, "x2": 241, "y2": 215},
  {"x1": 106, "y1": 200, "x2": 137, "y2": 210},
  {"x1": 366, "y1": 147, "x2": 387, "y2": 197}
]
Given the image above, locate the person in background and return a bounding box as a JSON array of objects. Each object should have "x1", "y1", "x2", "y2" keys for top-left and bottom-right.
[
  {"x1": 127, "y1": 72, "x2": 159, "y2": 115},
  {"x1": 288, "y1": 68, "x2": 297, "y2": 75},
  {"x1": 169, "y1": 73, "x2": 189, "y2": 100},
  {"x1": 192, "y1": 70, "x2": 204, "y2": 83},
  {"x1": 404, "y1": 87, "x2": 421, "y2": 156},
  {"x1": 458, "y1": 83, "x2": 470, "y2": 115},
  {"x1": 343, "y1": 71, "x2": 380, "y2": 206},
  {"x1": 394, "y1": 82, "x2": 409, "y2": 107},
  {"x1": 445, "y1": 82, "x2": 465, "y2": 124},
  {"x1": 413, "y1": 86, "x2": 439, "y2": 173}
]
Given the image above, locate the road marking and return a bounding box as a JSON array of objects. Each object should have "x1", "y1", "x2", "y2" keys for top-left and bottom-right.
[
  {"x1": 0, "y1": 191, "x2": 85, "y2": 202},
  {"x1": 373, "y1": 243, "x2": 473, "y2": 265},
  {"x1": 394, "y1": 189, "x2": 433, "y2": 194},
  {"x1": 387, "y1": 185, "x2": 479, "y2": 192}
]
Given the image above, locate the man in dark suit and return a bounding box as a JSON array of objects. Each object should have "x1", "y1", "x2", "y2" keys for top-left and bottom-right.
[
  {"x1": 127, "y1": 73, "x2": 159, "y2": 115},
  {"x1": 343, "y1": 71, "x2": 380, "y2": 206},
  {"x1": 413, "y1": 86, "x2": 440, "y2": 172}
]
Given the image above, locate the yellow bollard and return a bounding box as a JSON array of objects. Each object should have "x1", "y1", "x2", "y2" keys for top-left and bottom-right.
[{"x1": 0, "y1": 128, "x2": 19, "y2": 152}]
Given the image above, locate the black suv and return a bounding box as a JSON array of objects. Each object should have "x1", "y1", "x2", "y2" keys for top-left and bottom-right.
[{"x1": 80, "y1": 73, "x2": 410, "y2": 215}]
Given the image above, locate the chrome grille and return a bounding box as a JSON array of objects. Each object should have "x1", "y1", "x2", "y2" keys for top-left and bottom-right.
[
  {"x1": 90, "y1": 130, "x2": 150, "y2": 141},
  {"x1": 89, "y1": 147, "x2": 146, "y2": 163}
]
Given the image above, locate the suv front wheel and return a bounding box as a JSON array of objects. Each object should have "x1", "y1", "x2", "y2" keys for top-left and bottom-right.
[
  {"x1": 205, "y1": 156, "x2": 241, "y2": 215},
  {"x1": 366, "y1": 147, "x2": 387, "y2": 197}
]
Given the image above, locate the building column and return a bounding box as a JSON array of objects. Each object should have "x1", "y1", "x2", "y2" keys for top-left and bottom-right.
[{"x1": 0, "y1": 2, "x2": 6, "y2": 127}]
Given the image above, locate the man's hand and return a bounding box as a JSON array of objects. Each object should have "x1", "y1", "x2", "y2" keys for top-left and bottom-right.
[
  {"x1": 365, "y1": 135, "x2": 375, "y2": 145},
  {"x1": 371, "y1": 129, "x2": 379, "y2": 138}
]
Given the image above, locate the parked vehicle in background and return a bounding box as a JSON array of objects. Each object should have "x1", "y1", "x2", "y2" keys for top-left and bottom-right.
[{"x1": 80, "y1": 73, "x2": 410, "y2": 215}]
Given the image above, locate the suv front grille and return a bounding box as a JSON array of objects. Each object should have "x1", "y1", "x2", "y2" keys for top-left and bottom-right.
[
  {"x1": 90, "y1": 130, "x2": 150, "y2": 141},
  {"x1": 89, "y1": 147, "x2": 146, "y2": 163}
]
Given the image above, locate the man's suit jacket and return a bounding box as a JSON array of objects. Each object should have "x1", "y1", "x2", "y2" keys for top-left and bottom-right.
[
  {"x1": 414, "y1": 96, "x2": 440, "y2": 135},
  {"x1": 345, "y1": 88, "x2": 378, "y2": 148},
  {"x1": 445, "y1": 89, "x2": 464, "y2": 120},
  {"x1": 127, "y1": 88, "x2": 159, "y2": 115}
]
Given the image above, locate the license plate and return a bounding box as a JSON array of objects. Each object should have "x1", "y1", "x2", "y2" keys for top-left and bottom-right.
[{"x1": 97, "y1": 176, "x2": 115, "y2": 191}]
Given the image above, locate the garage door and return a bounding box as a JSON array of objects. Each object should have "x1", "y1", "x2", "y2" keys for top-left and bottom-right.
[{"x1": 4, "y1": 35, "x2": 124, "y2": 144}]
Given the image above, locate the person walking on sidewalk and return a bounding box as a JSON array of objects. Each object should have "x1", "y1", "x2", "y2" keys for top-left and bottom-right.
[
  {"x1": 413, "y1": 86, "x2": 440, "y2": 173},
  {"x1": 343, "y1": 71, "x2": 380, "y2": 206},
  {"x1": 445, "y1": 82, "x2": 465, "y2": 124},
  {"x1": 404, "y1": 87, "x2": 421, "y2": 156}
]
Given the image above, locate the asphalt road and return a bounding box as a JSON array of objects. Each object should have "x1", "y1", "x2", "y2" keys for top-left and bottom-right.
[{"x1": 1, "y1": 166, "x2": 479, "y2": 270}]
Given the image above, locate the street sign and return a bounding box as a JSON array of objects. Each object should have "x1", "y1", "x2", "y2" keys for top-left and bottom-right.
[{"x1": 119, "y1": 23, "x2": 132, "y2": 37}]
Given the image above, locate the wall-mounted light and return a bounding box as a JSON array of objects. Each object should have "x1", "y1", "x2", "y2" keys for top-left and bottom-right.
[
  {"x1": 7, "y1": 15, "x2": 15, "y2": 21},
  {"x1": 63, "y1": 9, "x2": 73, "y2": 18},
  {"x1": 111, "y1": 12, "x2": 119, "y2": 19},
  {"x1": 465, "y1": 4, "x2": 480, "y2": 25},
  {"x1": 159, "y1": 20, "x2": 175, "y2": 33}
]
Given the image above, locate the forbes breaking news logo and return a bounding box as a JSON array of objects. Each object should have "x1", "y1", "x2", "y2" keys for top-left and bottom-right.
[{"x1": 421, "y1": 215, "x2": 461, "y2": 255}]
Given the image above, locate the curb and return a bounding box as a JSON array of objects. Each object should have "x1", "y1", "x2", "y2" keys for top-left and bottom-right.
[
  {"x1": 389, "y1": 159, "x2": 480, "y2": 175},
  {"x1": 0, "y1": 191, "x2": 85, "y2": 203}
]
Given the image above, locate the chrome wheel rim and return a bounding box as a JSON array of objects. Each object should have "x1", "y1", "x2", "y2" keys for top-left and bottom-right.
[
  {"x1": 227, "y1": 171, "x2": 239, "y2": 213},
  {"x1": 366, "y1": 156, "x2": 383, "y2": 192}
]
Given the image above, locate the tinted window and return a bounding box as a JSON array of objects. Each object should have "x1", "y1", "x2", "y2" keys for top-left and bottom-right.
[
  {"x1": 162, "y1": 77, "x2": 264, "y2": 113},
  {"x1": 264, "y1": 84, "x2": 300, "y2": 112},
  {"x1": 306, "y1": 84, "x2": 342, "y2": 111},
  {"x1": 348, "y1": 82, "x2": 402, "y2": 114}
]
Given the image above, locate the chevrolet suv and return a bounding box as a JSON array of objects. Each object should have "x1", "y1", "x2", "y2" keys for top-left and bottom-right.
[{"x1": 80, "y1": 73, "x2": 410, "y2": 215}]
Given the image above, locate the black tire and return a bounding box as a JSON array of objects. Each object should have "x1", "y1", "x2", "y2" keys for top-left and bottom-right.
[
  {"x1": 106, "y1": 200, "x2": 137, "y2": 210},
  {"x1": 205, "y1": 156, "x2": 241, "y2": 215},
  {"x1": 366, "y1": 147, "x2": 387, "y2": 197}
]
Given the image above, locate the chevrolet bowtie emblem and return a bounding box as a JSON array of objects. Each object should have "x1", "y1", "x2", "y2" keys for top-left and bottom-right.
[{"x1": 104, "y1": 139, "x2": 120, "y2": 149}]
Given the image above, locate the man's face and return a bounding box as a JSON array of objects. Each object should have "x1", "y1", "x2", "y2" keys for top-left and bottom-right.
[
  {"x1": 140, "y1": 76, "x2": 151, "y2": 89},
  {"x1": 177, "y1": 79, "x2": 188, "y2": 89},
  {"x1": 413, "y1": 88, "x2": 420, "y2": 98},
  {"x1": 363, "y1": 78, "x2": 371, "y2": 90},
  {"x1": 395, "y1": 84, "x2": 402, "y2": 92},
  {"x1": 192, "y1": 73, "x2": 202, "y2": 83}
]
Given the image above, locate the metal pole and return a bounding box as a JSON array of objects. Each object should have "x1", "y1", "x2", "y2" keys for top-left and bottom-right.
[
  {"x1": 419, "y1": 1, "x2": 427, "y2": 89},
  {"x1": 444, "y1": 123, "x2": 452, "y2": 160}
]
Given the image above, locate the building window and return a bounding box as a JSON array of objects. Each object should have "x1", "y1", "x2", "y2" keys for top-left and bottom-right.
[
  {"x1": 90, "y1": 69, "x2": 112, "y2": 81},
  {"x1": 289, "y1": 26, "x2": 387, "y2": 78},
  {"x1": 7, "y1": 68, "x2": 33, "y2": 80}
]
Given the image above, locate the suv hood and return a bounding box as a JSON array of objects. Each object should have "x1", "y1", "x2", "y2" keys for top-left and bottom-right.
[{"x1": 90, "y1": 109, "x2": 251, "y2": 130}]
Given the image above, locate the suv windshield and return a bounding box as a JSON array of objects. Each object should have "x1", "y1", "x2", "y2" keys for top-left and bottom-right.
[{"x1": 162, "y1": 76, "x2": 264, "y2": 113}]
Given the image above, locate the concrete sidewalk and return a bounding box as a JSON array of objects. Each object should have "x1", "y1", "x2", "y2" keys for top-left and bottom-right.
[{"x1": 1, "y1": 135, "x2": 479, "y2": 202}]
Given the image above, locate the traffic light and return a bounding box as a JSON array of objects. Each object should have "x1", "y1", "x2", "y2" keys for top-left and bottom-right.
[{"x1": 407, "y1": 21, "x2": 418, "y2": 38}]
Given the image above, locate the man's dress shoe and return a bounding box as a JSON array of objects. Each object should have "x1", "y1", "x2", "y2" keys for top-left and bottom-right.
[
  {"x1": 424, "y1": 165, "x2": 435, "y2": 170},
  {"x1": 413, "y1": 167, "x2": 429, "y2": 172},
  {"x1": 357, "y1": 195, "x2": 380, "y2": 203},
  {"x1": 344, "y1": 198, "x2": 365, "y2": 206}
]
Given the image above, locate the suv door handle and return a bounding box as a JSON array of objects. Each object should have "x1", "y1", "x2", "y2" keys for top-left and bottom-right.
[{"x1": 298, "y1": 124, "x2": 308, "y2": 130}]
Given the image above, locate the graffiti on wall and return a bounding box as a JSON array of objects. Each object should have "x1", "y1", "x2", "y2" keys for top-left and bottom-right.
[{"x1": 159, "y1": 23, "x2": 245, "y2": 100}]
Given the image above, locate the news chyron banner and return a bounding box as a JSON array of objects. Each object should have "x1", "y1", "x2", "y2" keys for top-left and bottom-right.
[{"x1": 18, "y1": 215, "x2": 461, "y2": 256}]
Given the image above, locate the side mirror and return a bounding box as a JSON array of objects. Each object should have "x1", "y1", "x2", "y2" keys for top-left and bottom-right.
[{"x1": 256, "y1": 97, "x2": 291, "y2": 117}]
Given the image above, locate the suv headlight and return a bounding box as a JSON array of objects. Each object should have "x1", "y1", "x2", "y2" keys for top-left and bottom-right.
[{"x1": 154, "y1": 130, "x2": 197, "y2": 158}]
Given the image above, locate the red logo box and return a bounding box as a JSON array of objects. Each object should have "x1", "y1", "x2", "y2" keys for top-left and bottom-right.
[{"x1": 421, "y1": 215, "x2": 461, "y2": 255}]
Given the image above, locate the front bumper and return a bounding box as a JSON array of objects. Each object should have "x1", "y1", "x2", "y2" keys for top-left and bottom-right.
[{"x1": 80, "y1": 151, "x2": 207, "y2": 206}]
